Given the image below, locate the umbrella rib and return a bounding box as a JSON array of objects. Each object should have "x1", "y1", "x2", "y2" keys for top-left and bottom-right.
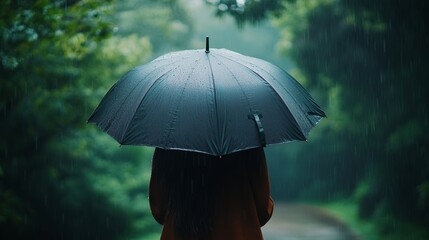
[
  {"x1": 150, "y1": 50, "x2": 198, "y2": 64},
  {"x1": 213, "y1": 53, "x2": 307, "y2": 139},
  {"x1": 219, "y1": 56, "x2": 304, "y2": 106},
  {"x1": 205, "y1": 52, "x2": 221, "y2": 154},
  {"x1": 210, "y1": 53, "x2": 252, "y2": 110},
  {"x1": 161, "y1": 57, "x2": 200, "y2": 147},
  {"x1": 120, "y1": 67, "x2": 178, "y2": 143},
  {"x1": 218, "y1": 54, "x2": 305, "y2": 109},
  {"x1": 221, "y1": 52, "x2": 325, "y2": 119},
  {"x1": 96, "y1": 53, "x2": 197, "y2": 142},
  {"x1": 96, "y1": 67, "x2": 166, "y2": 139},
  {"x1": 251, "y1": 65, "x2": 325, "y2": 129}
]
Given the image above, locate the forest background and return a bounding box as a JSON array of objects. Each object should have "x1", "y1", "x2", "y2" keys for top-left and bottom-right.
[{"x1": 1, "y1": 0, "x2": 428, "y2": 239}]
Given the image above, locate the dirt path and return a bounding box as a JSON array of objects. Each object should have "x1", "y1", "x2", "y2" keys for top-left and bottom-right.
[{"x1": 262, "y1": 203, "x2": 361, "y2": 240}]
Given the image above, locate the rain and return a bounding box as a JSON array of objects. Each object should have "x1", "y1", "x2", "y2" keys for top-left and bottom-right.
[{"x1": 1, "y1": 0, "x2": 428, "y2": 239}]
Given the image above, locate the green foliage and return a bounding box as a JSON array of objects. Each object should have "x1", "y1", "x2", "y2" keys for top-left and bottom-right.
[
  {"x1": 45, "y1": 129, "x2": 160, "y2": 239},
  {"x1": 202, "y1": 0, "x2": 429, "y2": 236},
  {"x1": 0, "y1": 0, "x2": 186, "y2": 239},
  {"x1": 3, "y1": 0, "x2": 428, "y2": 238},
  {"x1": 114, "y1": 0, "x2": 192, "y2": 54},
  {"x1": 320, "y1": 200, "x2": 429, "y2": 240},
  {"x1": 204, "y1": 0, "x2": 294, "y2": 25},
  {"x1": 270, "y1": 0, "x2": 429, "y2": 237},
  {"x1": 0, "y1": 0, "x2": 113, "y2": 69}
]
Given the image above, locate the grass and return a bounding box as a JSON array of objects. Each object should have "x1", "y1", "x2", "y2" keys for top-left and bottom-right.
[
  {"x1": 316, "y1": 200, "x2": 376, "y2": 240},
  {"x1": 315, "y1": 200, "x2": 429, "y2": 240}
]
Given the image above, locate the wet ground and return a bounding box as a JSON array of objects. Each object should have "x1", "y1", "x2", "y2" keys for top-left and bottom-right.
[{"x1": 262, "y1": 203, "x2": 361, "y2": 240}]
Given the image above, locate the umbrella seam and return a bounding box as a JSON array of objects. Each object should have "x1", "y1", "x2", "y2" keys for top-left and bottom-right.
[
  {"x1": 90, "y1": 48, "x2": 325, "y2": 155},
  {"x1": 121, "y1": 67, "x2": 178, "y2": 142},
  {"x1": 210, "y1": 53, "x2": 253, "y2": 110},
  {"x1": 113, "y1": 58, "x2": 193, "y2": 124},
  {"x1": 216, "y1": 53, "x2": 305, "y2": 112},
  {"x1": 210, "y1": 53, "x2": 256, "y2": 152},
  {"x1": 88, "y1": 68, "x2": 141, "y2": 125},
  {"x1": 213, "y1": 52, "x2": 307, "y2": 140},
  {"x1": 161, "y1": 57, "x2": 200, "y2": 148},
  {"x1": 220, "y1": 51, "x2": 326, "y2": 123},
  {"x1": 205, "y1": 52, "x2": 221, "y2": 155},
  {"x1": 211, "y1": 53, "x2": 264, "y2": 149},
  {"x1": 102, "y1": 68, "x2": 164, "y2": 141},
  {"x1": 150, "y1": 50, "x2": 197, "y2": 63},
  {"x1": 217, "y1": 51, "x2": 321, "y2": 112},
  {"x1": 89, "y1": 55, "x2": 196, "y2": 143},
  {"x1": 262, "y1": 69, "x2": 323, "y2": 131}
]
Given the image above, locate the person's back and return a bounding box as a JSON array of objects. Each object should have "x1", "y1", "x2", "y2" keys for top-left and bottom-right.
[{"x1": 149, "y1": 147, "x2": 274, "y2": 240}]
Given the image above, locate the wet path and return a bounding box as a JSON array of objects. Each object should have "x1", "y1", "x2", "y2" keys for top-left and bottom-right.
[{"x1": 262, "y1": 203, "x2": 361, "y2": 240}]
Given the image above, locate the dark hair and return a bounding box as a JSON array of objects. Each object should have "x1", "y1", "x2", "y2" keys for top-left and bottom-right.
[
  {"x1": 152, "y1": 148, "x2": 219, "y2": 238},
  {"x1": 153, "y1": 148, "x2": 265, "y2": 238}
]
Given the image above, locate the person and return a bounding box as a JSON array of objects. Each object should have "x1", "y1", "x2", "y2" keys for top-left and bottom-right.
[{"x1": 149, "y1": 147, "x2": 274, "y2": 240}]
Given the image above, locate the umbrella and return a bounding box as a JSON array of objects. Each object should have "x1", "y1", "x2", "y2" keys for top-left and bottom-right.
[{"x1": 88, "y1": 37, "x2": 325, "y2": 156}]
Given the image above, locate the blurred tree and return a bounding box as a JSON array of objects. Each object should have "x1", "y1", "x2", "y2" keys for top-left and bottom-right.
[
  {"x1": 204, "y1": 0, "x2": 294, "y2": 25},
  {"x1": 0, "y1": 0, "x2": 178, "y2": 239},
  {"x1": 213, "y1": 0, "x2": 429, "y2": 234},
  {"x1": 115, "y1": 0, "x2": 193, "y2": 55},
  {"x1": 292, "y1": 0, "x2": 427, "y2": 220}
]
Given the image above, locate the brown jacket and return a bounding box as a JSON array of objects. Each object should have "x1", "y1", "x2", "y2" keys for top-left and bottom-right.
[{"x1": 149, "y1": 148, "x2": 274, "y2": 240}]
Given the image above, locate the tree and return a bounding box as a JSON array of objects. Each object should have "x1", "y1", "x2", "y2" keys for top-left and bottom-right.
[
  {"x1": 204, "y1": 0, "x2": 292, "y2": 25},
  {"x1": 0, "y1": 0, "x2": 161, "y2": 239},
  {"x1": 213, "y1": 0, "x2": 429, "y2": 235},
  {"x1": 273, "y1": 0, "x2": 429, "y2": 235},
  {"x1": 114, "y1": 0, "x2": 193, "y2": 55}
]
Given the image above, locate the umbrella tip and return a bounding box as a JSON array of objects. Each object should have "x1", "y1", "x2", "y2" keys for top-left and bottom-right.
[{"x1": 205, "y1": 36, "x2": 210, "y2": 53}]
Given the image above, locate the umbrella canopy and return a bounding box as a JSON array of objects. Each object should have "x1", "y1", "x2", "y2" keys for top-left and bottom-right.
[{"x1": 88, "y1": 38, "x2": 325, "y2": 156}]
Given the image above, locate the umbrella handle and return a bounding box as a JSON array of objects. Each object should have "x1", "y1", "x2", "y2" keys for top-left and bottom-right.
[{"x1": 248, "y1": 111, "x2": 266, "y2": 147}]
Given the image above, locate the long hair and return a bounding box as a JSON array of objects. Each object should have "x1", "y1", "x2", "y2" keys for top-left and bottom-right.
[{"x1": 152, "y1": 148, "x2": 219, "y2": 238}]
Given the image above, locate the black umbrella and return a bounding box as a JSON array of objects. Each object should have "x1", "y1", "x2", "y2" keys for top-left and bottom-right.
[{"x1": 88, "y1": 37, "x2": 325, "y2": 156}]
